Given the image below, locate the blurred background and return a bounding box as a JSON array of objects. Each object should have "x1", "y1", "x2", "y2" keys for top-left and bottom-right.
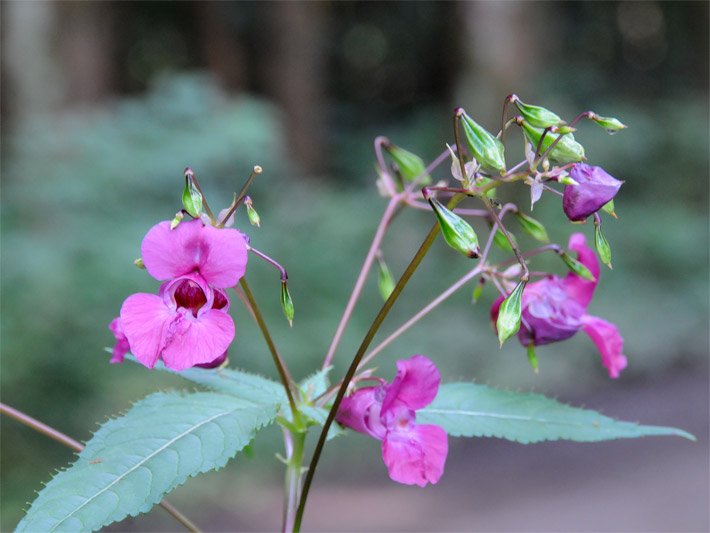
[{"x1": 1, "y1": 1, "x2": 708, "y2": 531}]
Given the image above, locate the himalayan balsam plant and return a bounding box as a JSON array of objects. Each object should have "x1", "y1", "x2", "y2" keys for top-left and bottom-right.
[{"x1": 4, "y1": 96, "x2": 695, "y2": 532}]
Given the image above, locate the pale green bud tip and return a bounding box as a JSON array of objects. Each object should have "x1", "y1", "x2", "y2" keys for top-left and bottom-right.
[
  {"x1": 182, "y1": 174, "x2": 203, "y2": 218},
  {"x1": 377, "y1": 257, "x2": 396, "y2": 302},
  {"x1": 590, "y1": 113, "x2": 627, "y2": 134},
  {"x1": 496, "y1": 280, "x2": 526, "y2": 347},
  {"x1": 427, "y1": 194, "x2": 481, "y2": 258},
  {"x1": 245, "y1": 197, "x2": 260, "y2": 227},
  {"x1": 558, "y1": 175, "x2": 579, "y2": 186},
  {"x1": 280, "y1": 282, "x2": 294, "y2": 327},
  {"x1": 472, "y1": 278, "x2": 485, "y2": 303},
  {"x1": 134, "y1": 258, "x2": 145, "y2": 269},
  {"x1": 170, "y1": 210, "x2": 185, "y2": 230},
  {"x1": 594, "y1": 224, "x2": 613, "y2": 269},
  {"x1": 526, "y1": 343, "x2": 539, "y2": 373}
]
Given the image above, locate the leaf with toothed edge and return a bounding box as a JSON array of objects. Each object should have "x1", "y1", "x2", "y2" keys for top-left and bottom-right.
[
  {"x1": 417, "y1": 382, "x2": 695, "y2": 444},
  {"x1": 17, "y1": 391, "x2": 278, "y2": 532}
]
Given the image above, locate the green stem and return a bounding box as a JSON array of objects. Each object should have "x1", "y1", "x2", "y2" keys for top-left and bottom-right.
[
  {"x1": 294, "y1": 197, "x2": 464, "y2": 530},
  {"x1": 238, "y1": 278, "x2": 298, "y2": 416},
  {"x1": 0, "y1": 402, "x2": 201, "y2": 532},
  {"x1": 282, "y1": 429, "x2": 306, "y2": 532}
]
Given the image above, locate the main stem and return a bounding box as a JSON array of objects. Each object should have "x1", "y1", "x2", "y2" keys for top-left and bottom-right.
[
  {"x1": 282, "y1": 429, "x2": 306, "y2": 532},
  {"x1": 0, "y1": 402, "x2": 201, "y2": 533},
  {"x1": 295, "y1": 216, "x2": 449, "y2": 531}
]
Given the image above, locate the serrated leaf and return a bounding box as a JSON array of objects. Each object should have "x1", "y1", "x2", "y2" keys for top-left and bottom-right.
[
  {"x1": 418, "y1": 382, "x2": 695, "y2": 444},
  {"x1": 17, "y1": 391, "x2": 278, "y2": 532},
  {"x1": 298, "y1": 367, "x2": 332, "y2": 400},
  {"x1": 300, "y1": 405, "x2": 345, "y2": 441}
]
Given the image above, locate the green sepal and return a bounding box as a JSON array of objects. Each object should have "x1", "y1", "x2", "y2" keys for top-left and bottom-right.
[
  {"x1": 526, "y1": 343, "x2": 539, "y2": 373},
  {"x1": 460, "y1": 112, "x2": 506, "y2": 173},
  {"x1": 384, "y1": 143, "x2": 431, "y2": 184},
  {"x1": 472, "y1": 278, "x2": 485, "y2": 303},
  {"x1": 602, "y1": 199, "x2": 617, "y2": 217},
  {"x1": 134, "y1": 258, "x2": 145, "y2": 269},
  {"x1": 514, "y1": 212, "x2": 549, "y2": 243},
  {"x1": 377, "y1": 256, "x2": 396, "y2": 302},
  {"x1": 170, "y1": 210, "x2": 184, "y2": 229},
  {"x1": 594, "y1": 223, "x2": 613, "y2": 269},
  {"x1": 559, "y1": 251, "x2": 596, "y2": 281},
  {"x1": 521, "y1": 121, "x2": 585, "y2": 164},
  {"x1": 280, "y1": 282, "x2": 294, "y2": 327},
  {"x1": 427, "y1": 195, "x2": 481, "y2": 258},
  {"x1": 493, "y1": 227, "x2": 516, "y2": 252},
  {"x1": 496, "y1": 280, "x2": 526, "y2": 346},
  {"x1": 245, "y1": 197, "x2": 261, "y2": 227},
  {"x1": 182, "y1": 175, "x2": 203, "y2": 218},
  {"x1": 513, "y1": 98, "x2": 565, "y2": 129},
  {"x1": 590, "y1": 114, "x2": 627, "y2": 134}
]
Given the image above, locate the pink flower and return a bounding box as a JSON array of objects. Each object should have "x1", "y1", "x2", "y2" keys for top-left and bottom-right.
[
  {"x1": 563, "y1": 164, "x2": 622, "y2": 221},
  {"x1": 491, "y1": 233, "x2": 627, "y2": 378},
  {"x1": 120, "y1": 273, "x2": 235, "y2": 370},
  {"x1": 336, "y1": 355, "x2": 448, "y2": 486},
  {"x1": 108, "y1": 317, "x2": 130, "y2": 364}
]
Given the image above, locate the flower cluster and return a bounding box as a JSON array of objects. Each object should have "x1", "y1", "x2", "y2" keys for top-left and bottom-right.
[
  {"x1": 491, "y1": 233, "x2": 627, "y2": 378},
  {"x1": 109, "y1": 219, "x2": 248, "y2": 370},
  {"x1": 336, "y1": 355, "x2": 448, "y2": 486}
]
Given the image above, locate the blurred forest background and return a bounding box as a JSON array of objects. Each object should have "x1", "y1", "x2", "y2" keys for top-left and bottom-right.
[{"x1": 1, "y1": 2, "x2": 708, "y2": 531}]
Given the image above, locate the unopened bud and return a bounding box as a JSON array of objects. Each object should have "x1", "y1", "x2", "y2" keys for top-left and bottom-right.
[
  {"x1": 557, "y1": 174, "x2": 579, "y2": 186},
  {"x1": 280, "y1": 282, "x2": 294, "y2": 327},
  {"x1": 493, "y1": 227, "x2": 516, "y2": 252},
  {"x1": 594, "y1": 222, "x2": 613, "y2": 269},
  {"x1": 134, "y1": 258, "x2": 145, "y2": 269},
  {"x1": 170, "y1": 210, "x2": 185, "y2": 230},
  {"x1": 384, "y1": 143, "x2": 431, "y2": 184},
  {"x1": 472, "y1": 278, "x2": 485, "y2": 303},
  {"x1": 589, "y1": 113, "x2": 627, "y2": 134},
  {"x1": 425, "y1": 191, "x2": 481, "y2": 258},
  {"x1": 559, "y1": 251, "x2": 596, "y2": 281},
  {"x1": 244, "y1": 196, "x2": 261, "y2": 227},
  {"x1": 520, "y1": 120, "x2": 585, "y2": 164},
  {"x1": 377, "y1": 255, "x2": 396, "y2": 302},
  {"x1": 512, "y1": 97, "x2": 565, "y2": 129},
  {"x1": 182, "y1": 172, "x2": 203, "y2": 218},
  {"x1": 496, "y1": 280, "x2": 526, "y2": 347},
  {"x1": 459, "y1": 110, "x2": 506, "y2": 173},
  {"x1": 514, "y1": 212, "x2": 549, "y2": 243}
]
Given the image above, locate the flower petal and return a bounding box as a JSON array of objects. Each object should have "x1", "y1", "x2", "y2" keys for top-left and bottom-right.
[
  {"x1": 120, "y1": 293, "x2": 174, "y2": 368},
  {"x1": 108, "y1": 317, "x2": 130, "y2": 364},
  {"x1": 160, "y1": 309, "x2": 235, "y2": 371},
  {"x1": 336, "y1": 387, "x2": 387, "y2": 440},
  {"x1": 141, "y1": 220, "x2": 248, "y2": 287},
  {"x1": 381, "y1": 424, "x2": 448, "y2": 486},
  {"x1": 563, "y1": 232, "x2": 600, "y2": 308},
  {"x1": 382, "y1": 355, "x2": 441, "y2": 413},
  {"x1": 581, "y1": 314, "x2": 628, "y2": 378}
]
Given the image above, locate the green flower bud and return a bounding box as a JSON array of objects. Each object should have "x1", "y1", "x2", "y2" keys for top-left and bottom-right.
[
  {"x1": 384, "y1": 143, "x2": 431, "y2": 184},
  {"x1": 459, "y1": 111, "x2": 506, "y2": 173},
  {"x1": 602, "y1": 199, "x2": 617, "y2": 218},
  {"x1": 471, "y1": 278, "x2": 485, "y2": 304},
  {"x1": 280, "y1": 282, "x2": 295, "y2": 327},
  {"x1": 514, "y1": 212, "x2": 549, "y2": 243},
  {"x1": 527, "y1": 343, "x2": 539, "y2": 373},
  {"x1": 513, "y1": 97, "x2": 565, "y2": 129},
  {"x1": 558, "y1": 173, "x2": 579, "y2": 186},
  {"x1": 426, "y1": 193, "x2": 481, "y2": 258},
  {"x1": 134, "y1": 258, "x2": 145, "y2": 269},
  {"x1": 182, "y1": 174, "x2": 203, "y2": 218},
  {"x1": 496, "y1": 280, "x2": 526, "y2": 346},
  {"x1": 520, "y1": 120, "x2": 585, "y2": 164},
  {"x1": 493, "y1": 227, "x2": 517, "y2": 252},
  {"x1": 559, "y1": 251, "x2": 596, "y2": 281},
  {"x1": 594, "y1": 223, "x2": 613, "y2": 269},
  {"x1": 244, "y1": 196, "x2": 261, "y2": 227},
  {"x1": 170, "y1": 210, "x2": 184, "y2": 230},
  {"x1": 590, "y1": 114, "x2": 627, "y2": 134},
  {"x1": 377, "y1": 256, "x2": 396, "y2": 302}
]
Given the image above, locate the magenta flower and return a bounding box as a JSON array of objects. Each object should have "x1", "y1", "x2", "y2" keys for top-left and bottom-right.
[
  {"x1": 491, "y1": 233, "x2": 627, "y2": 378},
  {"x1": 563, "y1": 163, "x2": 623, "y2": 221},
  {"x1": 113, "y1": 219, "x2": 249, "y2": 370},
  {"x1": 336, "y1": 355, "x2": 448, "y2": 487}
]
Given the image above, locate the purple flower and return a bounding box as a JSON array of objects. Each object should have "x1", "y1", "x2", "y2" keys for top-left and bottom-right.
[
  {"x1": 336, "y1": 355, "x2": 448, "y2": 486},
  {"x1": 491, "y1": 233, "x2": 627, "y2": 378},
  {"x1": 563, "y1": 164, "x2": 622, "y2": 221},
  {"x1": 114, "y1": 219, "x2": 249, "y2": 370}
]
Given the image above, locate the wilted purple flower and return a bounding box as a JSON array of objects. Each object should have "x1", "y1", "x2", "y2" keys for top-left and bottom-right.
[
  {"x1": 563, "y1": 164, "x2": 622, "y2": 221},
  {"x1": 336, "y1": 355, "x2": 448, "y2": 486},
  {"x1": 491, "y1": 233, "x2": 627, "y2": 378}
]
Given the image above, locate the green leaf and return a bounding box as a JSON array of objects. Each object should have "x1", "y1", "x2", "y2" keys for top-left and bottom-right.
[
  {"x1": 384, "y1": 143, "x2": 431, "y2": 183},
  {"x1": 299, "y1": 405, "x2": 346, "y2": 441},
  {"x1": 418, "y1": 382, "x2": 696, "y2": 443},
  {"x1": 298, "y1": 367, "x2": 332, "y2": 400},
  {"x1": 496, "y1": 280, "x2": 526, "y2": 346},
  {"x1": 17, "y1": 391, "x2": 278, "y2": 532},
  {"x1": 460, "y1": 112, "x2": 506, "y2": 173}
]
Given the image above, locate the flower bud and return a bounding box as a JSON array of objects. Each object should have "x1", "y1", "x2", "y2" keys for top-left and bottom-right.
[
  {"x1": 134, "y1": 258, "x2": 145, "y2": 269},
  {"x1": 182, "y1": 172, "x2": 203, "y2": 218},
  {"x1": 244, "y1": 196, "x2": 261, "y2": 227},
  {"x1": 602, "y1": 199, "x2": 617, "y2": 218},
  {"x1": 377, "y1": 255, "x2": 396, "y2": 302},
  {"x1": 496, "y1": 280, "x2": 526, "y2": 346},
  {"x1": 384, "y1": 143, "x2": 431, "y2": 184},
  {"x1": 557, "y1": 173, "x2": 579, "y2": 186},
  {"x1": 425, "y1": 192, "x2": 481, "y2": 258},
  {"x1": 512, "y1": 97, "x2": 565, "y2": 129},
  {"x1": 471, "y1": 277, "x2": 485, "y2": 303},
  {"x1": 514, "y1": 212, "x2": 549, "y2": 243},
  {"x1": 589, "y1": 113, "x2": 627, "y2": 134},
  {"x1": 563, "y1": 164, "x2": 623, "y2": 221},
  {"x1": 459, "y1": 110, "x2": 506, "y2": 173},
  {"x1": 594, "y1": 222, "x2": 613, "y2": 269},
  {"x1": 280, "y1": 281, "x2": 294, "y2": 327},
  {"x1": 520, "y1": 120, "x2": 585, "y2": 163},
  {"x1": 493, "y1": 227, "x2": 517, "y2": 252},
  {"x1": 559, "y1": 251, "x2": 596, "y2": 281},
  {"x1": 170, "y1": 210, "x2": 185, "y2": 230}
]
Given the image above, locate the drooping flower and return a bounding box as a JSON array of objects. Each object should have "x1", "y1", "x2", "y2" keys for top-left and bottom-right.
[
  {"x1": 120, "y1": 273, "x2": 234, "y2": 370},
  {"x1": 562, "y1": 164, "x2": 623, "y2": 221},
  {"x1": 108, "y1": 317, "x2": 130, "y2": 364},
  {"x1": 336, "y1": 355, "x2": 448, "y2": 486},
  {"x1": 491, "y1": 233, "x2": 627, "y2": 378}
]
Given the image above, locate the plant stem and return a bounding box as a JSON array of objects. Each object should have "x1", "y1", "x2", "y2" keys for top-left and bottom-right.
[
  {"x1": 321, "y1": 195, "x2": 402, "y2": 370},
  {"x1": 249, "y1": 246, "x2": 289, "y2": 282},
  {"x1": 0, "y1": 402, "x2": 201, "y2": 533},
  {"x1": 295, "y1": 196, "x2": 459, "y2": 530},
  {"x1": 282, "y1": 429, "x2": 306, "y2": 532},
  {"x1": 482, "y1": 197, "x2": 529, "y2": 282},
  {"x1": 238, "y1": 278, "x2": 298, "y2": 416}
]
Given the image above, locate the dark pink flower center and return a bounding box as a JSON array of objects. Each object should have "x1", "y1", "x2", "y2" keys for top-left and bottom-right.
[{"x1": 173, "y1": 279, "x2": 208, "y2": 317}]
